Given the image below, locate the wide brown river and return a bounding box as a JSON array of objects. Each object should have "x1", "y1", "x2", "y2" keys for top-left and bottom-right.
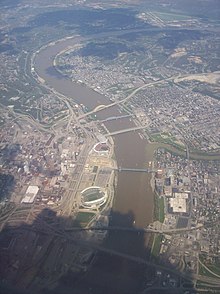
[{"x1": 34, "y1": 36, "x2": 155, "y2": 293}]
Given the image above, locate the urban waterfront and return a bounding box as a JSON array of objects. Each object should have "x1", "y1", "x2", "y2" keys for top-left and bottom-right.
[
  {"x1": 1, "y1": 2, "x2": 219, "y2": 293},
  {"x1": 34, "y1": 36, "x2": 155, "y2": 231},
  {"x1": 33, "y1": 37, "x2": 155, "y2": 292}
]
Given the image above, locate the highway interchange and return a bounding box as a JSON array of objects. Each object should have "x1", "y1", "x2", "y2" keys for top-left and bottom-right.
[{"x1": 1, "y1": 26, "x2": 219, "y2": 292}]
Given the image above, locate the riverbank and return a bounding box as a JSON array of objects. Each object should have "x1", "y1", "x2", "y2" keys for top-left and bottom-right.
[
  {"x1": 27, "y1": 30, "x2": 210, "y2": 294},
  {"x1": 149, "y1": 141, "x2": 220, "y2": 161},
  {"x1": 33, "y1": 35, "x2": 155, "y2": 239}
]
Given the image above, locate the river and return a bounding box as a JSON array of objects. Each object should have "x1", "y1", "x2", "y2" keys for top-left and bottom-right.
[{"x1": 34, "y1": 36, "x2": 155, "y2": 293}]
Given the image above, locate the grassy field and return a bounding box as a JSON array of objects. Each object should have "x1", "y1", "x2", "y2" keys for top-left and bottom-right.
[
  {"x1": 154, "y1": 193, "x2": 165, "y2": 224},
  {"x1": 158, "y1": 197, "x2": 165, "y2": 223},
  {"x1": 161, "y1": 144, "x2": 220, "y2": 160},
  {"x1": 73, "y1": 212, "x2": 95, "y2": 227},
  {"x1": 203, "y1": 262, "x2": 220, "y2": 276},
  {"x1": 148, "y1": 131, "x2": 220, "y2": 160},
  {"x1": 147, "y1": 140, "x2": 220, "y2": 161},
  {"x1": 199, "y1": 254, "x2": 220, "y2": 276},
  {"x1": 199, "y1": 262, "x2": 218, "y2": 278},
  {"x1": 150, "y1": 132, "x2": 186, "y2": 151},
  {"x1": 196, "y1": 280, "x2": 220, "y2": 292},
  {"x1": 151, "y1": 235, "x2": 162, "y2": 258}
]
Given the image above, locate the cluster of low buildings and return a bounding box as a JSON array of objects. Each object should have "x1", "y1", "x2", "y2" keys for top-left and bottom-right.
[
  {"x1": 153, "y1": 148, "x2": 220, "y2": 271},
  {"x1": 57, "y1": 52, "x2": 146, "y2": 101},
  {"x1": 132, "y1": 84, "x2": 220, "y2": 152},
  {"x1": 56, "y1": 36, "x2": 220, "y2": 153}
]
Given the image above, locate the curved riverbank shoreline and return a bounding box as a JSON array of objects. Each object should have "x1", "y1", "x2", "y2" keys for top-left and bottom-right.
[{"x1": 32, "y1": 35, "x2": 155, "y2": 233}]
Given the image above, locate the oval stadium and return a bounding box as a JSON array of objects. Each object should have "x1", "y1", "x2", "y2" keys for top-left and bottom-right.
[{"x1": 81, "y1": 186, "x2": 108, "y2": 209}]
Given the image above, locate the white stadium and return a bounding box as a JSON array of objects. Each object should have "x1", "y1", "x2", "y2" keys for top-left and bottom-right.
[{"x1": 81, "y1": 186, "x2": 108, "y2": 209}]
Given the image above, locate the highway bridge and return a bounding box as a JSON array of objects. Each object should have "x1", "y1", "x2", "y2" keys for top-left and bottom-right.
[
  {"x1": 100, "y1": 114, "x2": 132, "y2": 123},
  {"x1": 77, "y1": 76, "x2": 175, "y2": 121},
  {"x1": 64, "y1": 224, "x2": 204, "y2": 235},
  {"x1": 117, "y1": 167, "x2": 156, "y2": 173},
  {"x1": 106, "y1": 125, "x2": 147, "y2": 137},
  {"x1": 20, "y1": 221, "x2": 220, "y2": 286},
  {"x1": 21, "y1": 224, "x2": 220, "y2": 286}
]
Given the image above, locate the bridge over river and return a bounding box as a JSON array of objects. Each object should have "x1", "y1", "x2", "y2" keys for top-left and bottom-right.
[
  {"x1": 21, "y1": 224, "x2": 219, "y2": 286},
  {"x1": 116, "y1": 167, "x2": 156, "y2": 173},
  {"x1": 64, "y1": 224, "x2": 203, "y2": 235},
  {"x1": 105, "y1": 125, "x2": 147, "y2": 136}
]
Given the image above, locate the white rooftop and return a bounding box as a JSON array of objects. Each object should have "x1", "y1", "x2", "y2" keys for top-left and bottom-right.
[
  {"x1": 170, "y1": 198, "x2": 186, "y2": 213},
  {"x1": 169, "y1": 192, "x2": 188, "y2": 213},
  {"x1": 21, "y1": 185, "x2": 39, "y2": 204},
  {"x1": 174, "y1": 192, "x2": 188, "y2": 199}
]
